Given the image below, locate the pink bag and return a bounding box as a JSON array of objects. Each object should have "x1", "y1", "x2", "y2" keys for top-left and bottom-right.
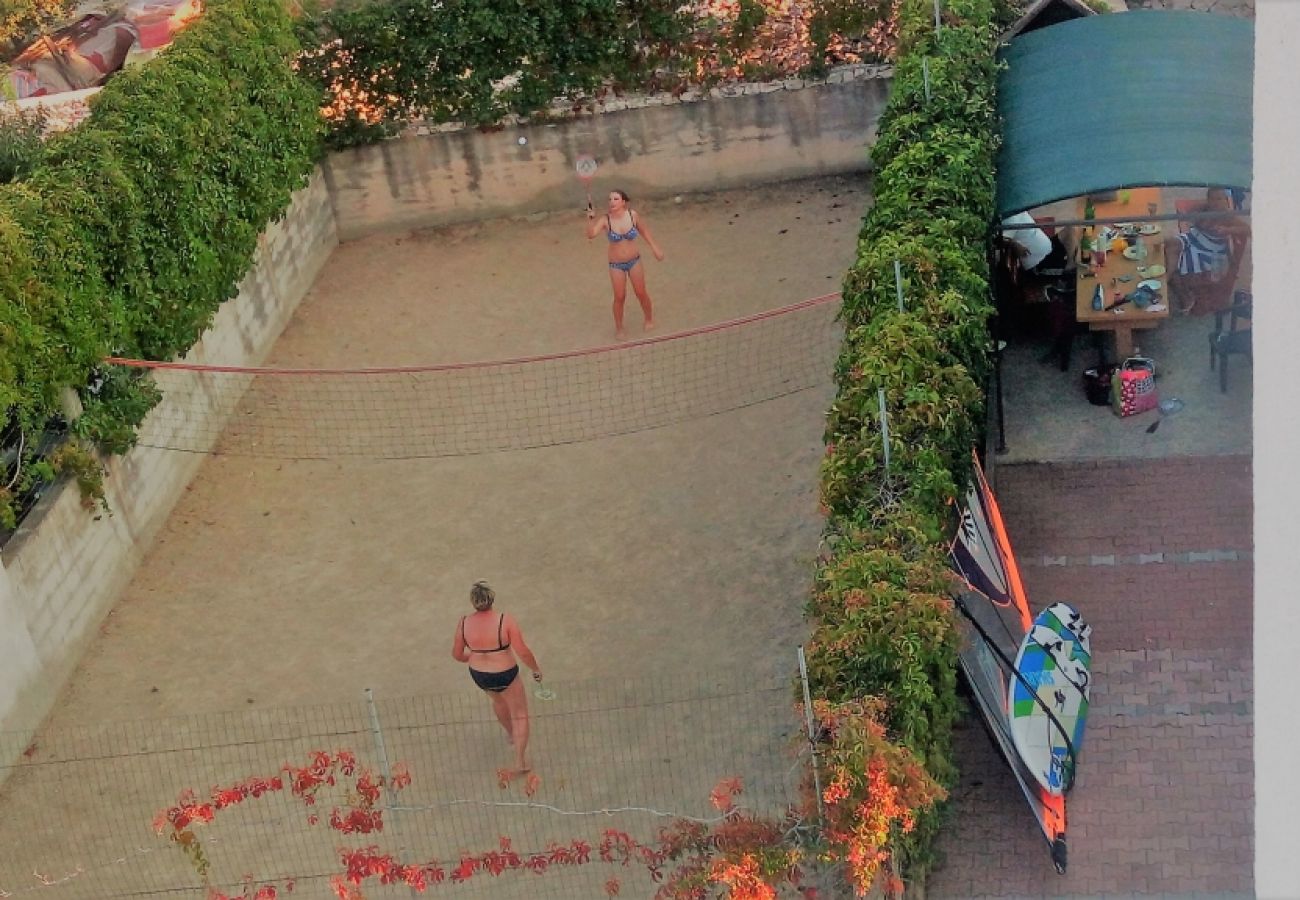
[{"x1": 1111, "y1": 357, "x2": 1158, "y2": 417}]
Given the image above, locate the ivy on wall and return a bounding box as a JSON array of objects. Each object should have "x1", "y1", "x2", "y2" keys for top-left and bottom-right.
[
  {"x1": 805, "y1": 0, "x2": 1005, "y2": 882},
  {"x1": 295, "y1": 0, "x2": 898, "y2": 149},
  {"x1": 0, "y1": 0, "x2": 322, "y2": 532}
]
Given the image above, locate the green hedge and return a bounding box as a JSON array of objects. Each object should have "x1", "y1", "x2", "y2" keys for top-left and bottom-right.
[
  {"x1": 0, "y1": 0, "x2": 72, "y2": 50},
  {"x1": 805, "y1": 0, "x2": 1004, "y2": 882},
  {"x1": 0, "y1": 0, "x2": 321, "y2": 525},
  {"x1": 295, "y1": 0, "x2": 898, "y2": 150},
  {"x1": 294, "y1": 0, "x2": 695, "y2": 148}
]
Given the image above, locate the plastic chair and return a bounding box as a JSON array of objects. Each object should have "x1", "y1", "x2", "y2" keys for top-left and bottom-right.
[
  {"x1": 1170, "y1": 200, "x2": 1249, "y2": 315},
  {"x1": 1208, "y1": 290, "x2": 1252, "y2": 392}
]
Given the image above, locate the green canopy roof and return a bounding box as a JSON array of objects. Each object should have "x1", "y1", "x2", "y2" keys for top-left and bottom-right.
[{"x1": 996, "y1": 10, "x2": 1254, "y2": 219}]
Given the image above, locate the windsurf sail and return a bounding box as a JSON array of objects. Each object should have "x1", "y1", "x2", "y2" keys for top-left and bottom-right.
[{"x1": 948, "y1": 452, "x2": 1091, "y2": 874}]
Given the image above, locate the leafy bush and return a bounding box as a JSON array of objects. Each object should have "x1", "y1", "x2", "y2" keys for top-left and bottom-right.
[
  {"x1": 72, "y1": 365, "x2": 163, "y2": 455},
  {"x1": 0, "y1": 0, "x2": 72, "y2": 51},
  {"x1": 295, "y1": 0, "x2": 898, "y2": 149},
  {"x1": 294, "y1": 0, "x2": 695, "y2": 147},
  {"x1": 805, "y1": 0, "x2": 1003, "y2": 884},
  {"x1": 0, "y1": 0, "x2": 321, "y2": 530},
  {"x1": 0, "y1": 107, "x2": 47, "y2": 183}
]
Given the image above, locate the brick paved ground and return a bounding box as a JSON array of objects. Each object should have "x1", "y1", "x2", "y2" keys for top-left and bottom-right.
[{"x1": 927, "y1": 456, "x2": 1253, "y2": 898}]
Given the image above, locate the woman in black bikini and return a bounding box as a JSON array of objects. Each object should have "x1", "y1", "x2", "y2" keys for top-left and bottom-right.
[
  {"x1": 451, "y1": 581, "x2": 542, "y2": 773},
  {"x1": 585, "y1": 189, "x2": 666, "y2": 341}
]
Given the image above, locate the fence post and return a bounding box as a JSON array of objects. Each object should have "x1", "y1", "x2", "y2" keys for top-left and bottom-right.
[
  {"x1": 365, "y1": 688, "x2": 419, "y2": 896},
  {"x1": 894, "y1": 258, "x2": 905, "y2": 311},
  {"x1": 878, "y1": 388, "x2": 891, "y2": 475},
  {"x1": 922, "y1": 58, "x2": 932, "y2": 103},
  {"x1": 933, "y1": 0, "x2": 942, "y2": 33},
  {"x1": 797, "y1": 647, "x2": 825, "y2": 823}
]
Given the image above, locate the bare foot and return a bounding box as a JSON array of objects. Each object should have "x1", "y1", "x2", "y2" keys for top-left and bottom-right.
[
  {"x1": 643, "y1": 319, "x2": 656, "y2": 332},
  {"x1": 615, "y1": 329, "x2": 628, "y2": 342}
]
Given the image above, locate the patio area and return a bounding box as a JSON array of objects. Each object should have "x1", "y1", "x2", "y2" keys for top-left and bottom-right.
[{"x1": 995, "y1": 308, "x2": 1252, "y2": 463}]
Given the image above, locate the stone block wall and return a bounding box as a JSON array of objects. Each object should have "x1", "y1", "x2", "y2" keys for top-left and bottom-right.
[
  {"x1": 0, "y1": 172, "x2": 337, "y2": 773},
  {"x1": 322, "y1": 66, "x2": 892, "y2": 239}
]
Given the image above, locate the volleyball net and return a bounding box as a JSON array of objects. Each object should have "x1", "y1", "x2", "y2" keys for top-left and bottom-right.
[{"x1": 107, "y1": 294, "x2": 843, "y2": 460}]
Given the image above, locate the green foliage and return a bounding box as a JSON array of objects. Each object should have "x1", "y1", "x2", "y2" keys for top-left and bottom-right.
[
  {"x1": 0, "y1": 0, "x2": 321, "y2": 535},
  {"x1": 295, "y1": 0, "x2": 695, "y2": 147},
  {"x1": 49, "y1": 438, "x2": 107, "y2": 513},
  {"x1": 0, "y1": 108, "x2": 48, "y2": 183},
  {"x1": 805, "y1": 0, "x2": 1001, "y2": 883},
  {"x1": 0, "y1": 0, "x2": 73, "y2": 51},
  {"x1": 807, "y1": 539, "x2": 959, "y2": 772},
  {"x1": 808, "y1": 0, "x2": 891, "y2": 66},
  {"x1": 296, "y1": 0, "x2": 897, "y2": 149},
  {"x1": 732, "y1": 0, "x2": 770, "y2": 48},
  {"x1": 73, "y1": 366, "x2": 163, "y2": 455}
]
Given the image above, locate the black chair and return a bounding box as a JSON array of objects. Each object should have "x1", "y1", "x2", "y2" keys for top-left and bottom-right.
[
  {"x1": 1208, "y1": 290, "x2": 1252, "y2": 393},
  {"x1": 1044, "y1": 281, "x2": 1101, "y2": 371}
]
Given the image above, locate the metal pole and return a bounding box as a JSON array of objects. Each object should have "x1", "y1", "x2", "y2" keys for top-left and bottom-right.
[
  {"x1": 365, "y1": 688, "x2": 396, "y2": 796},
  {"x1": 878, "y1": 388, "x2": 891, "y2": 475},
  {"x1": 365, "y1": 688, "x2": 419, "y2": 896},
  {"x1": 922, "y1": 59, "x2": 932, "y2": 102},
  {"x1": 999, "y1": 208, "x2": 1243, "y2": 231},
  {"x1": 995, "y1": 340, "x2": 1008, "y2": 455},
  {"x1": 894, "y1": 258, "x2": 905, "y2": 311},
  {"x1": 797, "y1": 647, "x2": 825, "y2": 823},
  {"x1": 933, "y1": 0, "x2": 942, "y2": 33}
]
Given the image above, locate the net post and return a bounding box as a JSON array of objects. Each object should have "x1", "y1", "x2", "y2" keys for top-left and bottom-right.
[
  {"x1": 364, "y1": 688, "x2": 418, "y2": 896},
  {"x1": 878, "y1": 388, "x2": 891, "y2": 475},
  {"x1": 797, "y1": 646, "x2": 826, "y2": 823},
  {"x1": 894, "y1": 258, "x2": 905, "y2": 311},
  {"x1": 933, "y1": 0, "x2": 942, "y2": 33},
  {"x1": 922, "y1": 59, "x2": 932, "y2": 102}
]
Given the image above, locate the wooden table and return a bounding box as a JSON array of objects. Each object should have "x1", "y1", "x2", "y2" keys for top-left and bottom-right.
[{"x1": 1074, "y1": 187, "x2": 1170, "y2": 360}]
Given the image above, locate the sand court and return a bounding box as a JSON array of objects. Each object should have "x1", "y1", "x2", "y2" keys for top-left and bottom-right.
[{"x1": 0, "y1": 175, "x2": 866, "y2": 898}]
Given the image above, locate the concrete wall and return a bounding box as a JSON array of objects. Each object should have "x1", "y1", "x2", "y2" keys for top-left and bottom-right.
[
  {"x1": 0, "y1": 172, "x2": 337, "y2": 770},
  {"x1": 322, "y1": 67, "x2": 892, "y2": 240}
]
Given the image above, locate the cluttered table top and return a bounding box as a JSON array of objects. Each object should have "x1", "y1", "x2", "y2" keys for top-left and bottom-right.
[{"x1": 1074, "y1": 187, "x2": 1172, "y2": 328}]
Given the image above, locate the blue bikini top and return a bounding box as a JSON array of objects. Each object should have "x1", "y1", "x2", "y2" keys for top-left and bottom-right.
[{"x1": 606, "y1": 213, "x2": 639, "y2": 243}]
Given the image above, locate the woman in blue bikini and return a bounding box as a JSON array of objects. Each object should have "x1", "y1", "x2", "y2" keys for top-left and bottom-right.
[
  {"x1": 451, "y1": 581, "x2": 542, "y2": 773},
  {"x1": 586, "y1": 190, "x2": 666, "y2": 340}
]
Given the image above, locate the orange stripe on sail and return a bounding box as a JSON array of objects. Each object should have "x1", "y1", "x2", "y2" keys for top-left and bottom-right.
[{"x1": 972, "y1": 452, "x2": 1033, "y2": 633}]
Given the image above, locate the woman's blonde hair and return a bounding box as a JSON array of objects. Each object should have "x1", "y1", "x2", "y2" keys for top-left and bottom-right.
[{"x1": 470, "y1": 581, "x2": 495, "y2": 611}]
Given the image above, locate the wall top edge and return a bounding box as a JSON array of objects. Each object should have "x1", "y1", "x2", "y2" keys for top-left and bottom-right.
[{"x1": 400, "y1": 63, "x2": 895, "y2": 140}]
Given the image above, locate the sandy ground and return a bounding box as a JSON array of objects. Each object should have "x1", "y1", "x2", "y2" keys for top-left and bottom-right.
[{"x1": 0, "y1": 176, "x2": 866, "y2": 898}]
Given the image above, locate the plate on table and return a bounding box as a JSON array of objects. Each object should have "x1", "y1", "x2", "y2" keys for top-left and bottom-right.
[
  {"x1": 1147, "y1": 303, "x2": 1167, "y2": 312},
  {"x1": 1138, "y1": 264, "x2": 1166, "y2": 277},
  {"x1": 1139, "y1": 279, "x2": 1163, "y2": 291},
  {"x1": 1123, "y1": 246, "x2": 1149, "y2": 261},
  {"x1": 1140, "y1": 224, "x2": 1162, "y2": 235}
]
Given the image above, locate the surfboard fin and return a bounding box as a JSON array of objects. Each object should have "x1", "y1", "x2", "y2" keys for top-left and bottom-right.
[{"x1": 1052, "y1": 835, "x2": 1068, "y2": 874}]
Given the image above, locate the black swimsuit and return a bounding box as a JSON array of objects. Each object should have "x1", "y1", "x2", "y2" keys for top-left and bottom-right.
[{"x1": 462, "y1": 614, "x2": 518, "y2": 692}]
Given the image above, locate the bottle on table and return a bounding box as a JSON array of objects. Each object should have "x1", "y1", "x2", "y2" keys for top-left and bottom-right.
[{"x1": 1081, "y1": 197, "x2": 1096, "y2": 266}]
